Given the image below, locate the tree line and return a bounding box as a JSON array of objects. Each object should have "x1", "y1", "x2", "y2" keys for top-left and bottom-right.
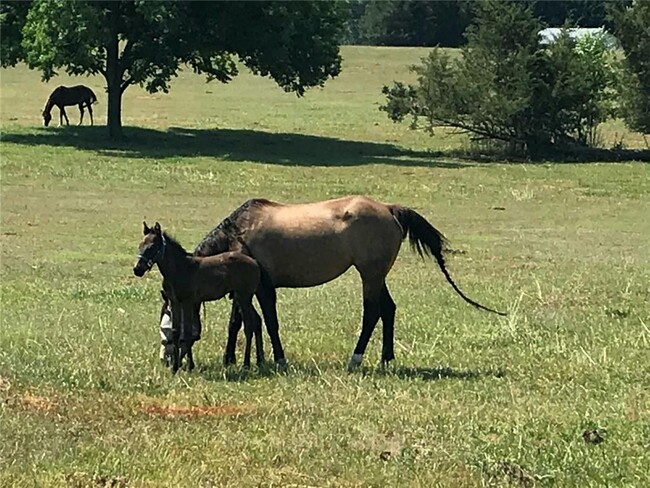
[{"x1": 341, "y1": 0, "x2": 622, "y2": 47}]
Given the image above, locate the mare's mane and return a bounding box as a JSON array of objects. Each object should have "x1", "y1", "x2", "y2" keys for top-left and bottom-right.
[{"x1": 193, "y1": 198, "x2": 272, "y2": 257}]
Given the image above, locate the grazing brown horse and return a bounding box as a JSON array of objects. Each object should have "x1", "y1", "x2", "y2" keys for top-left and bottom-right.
[
  {"x1": 134, "y1": 222, "x2": 264, "y2": 373},
  {"x1": 178, "y1": 195, "x2": 504, "y2": 370},
  {"x1": 42, "y1": 85, "x2": 97, "y2": 127}
]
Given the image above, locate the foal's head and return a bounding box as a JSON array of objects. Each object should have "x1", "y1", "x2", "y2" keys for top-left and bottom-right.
[
  {"x1": 42, "y1": 110, "x2": 52, "y2": 127},
  {"x1": 133, "y1": 221, "x2": 166, "y2": 277}
]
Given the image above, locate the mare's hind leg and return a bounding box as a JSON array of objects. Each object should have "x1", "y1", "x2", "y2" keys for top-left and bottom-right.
[
  {"x1": 88, "y1": 103, "x2": 94, "y2": 125},
  {"x1": 78, "y1": 104, "x2": 85, "y2": 125},
  {"x1": 348, "y1": 276, "x2": 383, "y2": 371},
  {"x1": 224, "y1": 300, "x2": 242, "y2": 366},
  {"x1": 379, "y1": 284, "x2": 397, "y2": 365}
]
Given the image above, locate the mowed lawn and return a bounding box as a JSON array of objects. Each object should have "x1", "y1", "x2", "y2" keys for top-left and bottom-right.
[{"x1": 1, "y1": 46, "x2": 649, "y2": 487}]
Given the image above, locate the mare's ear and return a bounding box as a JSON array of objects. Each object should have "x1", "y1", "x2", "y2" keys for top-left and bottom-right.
[
  {"x1": 143, "y1": 221, "x2": 150, "y2": 235},
  {"x1": 153, "y1": 222, "x2": 162, "y2": 236}
]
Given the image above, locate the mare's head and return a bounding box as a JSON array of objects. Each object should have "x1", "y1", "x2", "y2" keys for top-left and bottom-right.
[
  {"x1": 133, "y1": 221, "x2": 166, "y2": 277},
  {"x1": 42, "y1": 110, "x2": 52, "y2": 127}
]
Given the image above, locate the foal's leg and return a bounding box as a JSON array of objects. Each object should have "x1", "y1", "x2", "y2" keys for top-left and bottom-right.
[
  {"x1": 252, "y1": 306, "x2": 265, "y2": 366},
  {"x1": 348, "y1": 276, "x2": 383, "y2": 371},
  {"x1": 223, "y1": 301, "x2": 242, "y2": 366},
  {"x1": 177, "y1": 303, "x2": 195, "y2": 372},
  {"x1": 168, "y1": 300, "x2": 183, "y2": 373},
  {"x1": 78, "y1": 103, "x2": 85, "y2": 125},
  {"x1": 237, "y1": 294, "x2": 256, "y2": 369},
  {"x1": 379, "y1": 284, "x2": 397, "y2": 365}
]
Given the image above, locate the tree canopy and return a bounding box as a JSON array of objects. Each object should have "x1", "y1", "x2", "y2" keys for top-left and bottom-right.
[{"x1": 1, "y1": 1, "x2": 346, "y2": 138}]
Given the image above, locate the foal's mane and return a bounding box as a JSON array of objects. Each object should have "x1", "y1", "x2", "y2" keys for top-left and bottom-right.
[
  {"x1": 193, "y1": 198, "x2": 272, "y2": 257},
  {"x1": 162, "y1": 231, "x2": 192, "y2": 258}
]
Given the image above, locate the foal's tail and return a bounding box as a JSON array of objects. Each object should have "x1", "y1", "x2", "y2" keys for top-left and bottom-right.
[{"x1": 389, "y1": 205, "x2": 506, "y2": 316}]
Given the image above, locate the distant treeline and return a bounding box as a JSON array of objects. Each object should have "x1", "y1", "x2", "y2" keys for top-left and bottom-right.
[{"x1": 342, "y1": 0, "x2": 628, "y2": 47}]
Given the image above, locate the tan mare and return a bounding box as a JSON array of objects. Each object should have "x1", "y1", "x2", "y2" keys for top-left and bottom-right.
[
  {"x1": 183, "y1": 195, "x2": 505, "y2": 370},
  {"x1": 42, "y1": 85, "x2": 97, "y2": 127},
  {"x1": 134, "y1": 222, "x2": 263, "y2": 373}
]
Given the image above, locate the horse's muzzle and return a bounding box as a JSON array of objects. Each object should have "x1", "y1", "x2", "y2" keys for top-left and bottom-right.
[{"x1": 133, "y1": 265, "x2": 146, "y2": 277}]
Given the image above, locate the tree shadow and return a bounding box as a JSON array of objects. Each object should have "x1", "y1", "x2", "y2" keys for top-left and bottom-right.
[
  {"x1": 1, "y1": 125, "x2": 467, "y2": 168},
  {"x1": 446, "y1": 146, "x2": 650, "y2": 164}
]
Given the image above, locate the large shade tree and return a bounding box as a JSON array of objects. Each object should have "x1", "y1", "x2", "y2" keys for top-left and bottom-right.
[{"x1": 1, "y1": 1, "x2": 346, "y2": 138}]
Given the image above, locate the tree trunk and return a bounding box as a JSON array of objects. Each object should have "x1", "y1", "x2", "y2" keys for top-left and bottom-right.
[
  {"x1": 105, "y1": 4, "x2": 123, "y2": 139},
  {"x1": 107, "y1": 82, "x2": 122, "y2": 139}
]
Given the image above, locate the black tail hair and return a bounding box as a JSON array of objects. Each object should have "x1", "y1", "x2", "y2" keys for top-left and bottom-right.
[{"x1": 390, "y1": 205, "x2": 506, "y2": 316}]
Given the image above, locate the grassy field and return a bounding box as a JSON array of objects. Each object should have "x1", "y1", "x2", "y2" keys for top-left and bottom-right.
[{"x1": 1, "y1": 46, "x2": 649, "y2": 487}]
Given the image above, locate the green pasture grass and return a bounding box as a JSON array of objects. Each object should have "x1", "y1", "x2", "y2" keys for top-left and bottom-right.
[{"x1": 1, "y1": 46, "x2": 649, "y2": 487}]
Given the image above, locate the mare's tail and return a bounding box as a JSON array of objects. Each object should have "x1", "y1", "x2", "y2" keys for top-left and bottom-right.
[{"x1": 389, "y1": 205, "x2": 506, "y2": 316}]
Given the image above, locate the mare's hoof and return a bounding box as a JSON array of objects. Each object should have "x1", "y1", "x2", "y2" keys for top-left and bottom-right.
[{"x1": 223, "y1": 354, "x2": 236, "y2": 367}]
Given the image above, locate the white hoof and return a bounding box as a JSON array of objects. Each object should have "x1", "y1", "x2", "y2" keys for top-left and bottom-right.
[{"x1": 347, "y1": 353, "x2": 364, "y2": 371}]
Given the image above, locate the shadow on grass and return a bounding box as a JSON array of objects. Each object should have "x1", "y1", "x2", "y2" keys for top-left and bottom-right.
[
  {"x1": 4, "y1": 125, "x2": 648, "y2": 165},
  {"x1": 1, "y1": 125, "x2": 466, "y2": 168},
  {"x1": 467, "y1": 146, "x2": 649, "y2": 164},
  {"x1": 194, "y1": 358, "x2": 505, "y2": 383},
  {"x1": 376, "y1": 365, "x2": 506, "y2": 381}
]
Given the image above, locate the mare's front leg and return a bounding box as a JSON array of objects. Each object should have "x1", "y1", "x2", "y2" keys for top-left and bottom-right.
[
  {"x1": 223, "y1": 299, "x2": 242, "y2": 366},
  {"x1": 61, "y1": 107, "x2": 70, "y2": 126},
  {"x1": 255, "y1": 277, "x2": 286, "y2": 368}
]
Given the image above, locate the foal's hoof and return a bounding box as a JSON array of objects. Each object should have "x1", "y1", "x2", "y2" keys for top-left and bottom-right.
[
  {"x1": 379, "y1": 358, "x2": 394, "y2": 370},
  {"x1": 347, "y1": 354, "x2": 364, "y2": 372}
]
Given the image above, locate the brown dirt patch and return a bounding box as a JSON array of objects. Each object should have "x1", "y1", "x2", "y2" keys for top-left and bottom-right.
[
  {"x1": 138, "y1": 402, "x2": 254, "y2": 418},
  {"x1": 0, "y1": 375, "x2": 11, "y2": 392},
  {"x1": 20, "y1": 393, "x2": 58, "y2": 412}
]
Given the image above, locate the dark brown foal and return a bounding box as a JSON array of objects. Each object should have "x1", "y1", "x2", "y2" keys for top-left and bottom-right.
[{"x1": 134, "y1": 222, "x2": 263, "y2": 373}]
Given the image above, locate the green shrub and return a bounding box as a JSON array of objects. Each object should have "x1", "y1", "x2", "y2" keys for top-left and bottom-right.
[{"x1": 381, "y1": 1, "x2": 620, "y2": 155}]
